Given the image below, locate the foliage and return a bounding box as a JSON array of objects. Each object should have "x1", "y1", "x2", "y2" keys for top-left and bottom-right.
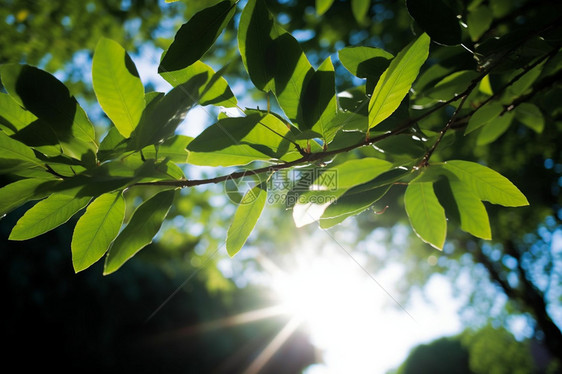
[
  {"x1": 3, "y1": 0, "x2": 556, "y2": 275},
  {"x1": 394, "y1": 325, "x2": 536, "y2": 374}
]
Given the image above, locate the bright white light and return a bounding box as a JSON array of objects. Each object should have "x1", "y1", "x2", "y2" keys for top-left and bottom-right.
[{"x1": 265, "y1": 244, "x2": 464, "y2": 374}]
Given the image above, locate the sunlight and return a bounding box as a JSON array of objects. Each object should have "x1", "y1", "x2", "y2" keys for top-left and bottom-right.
[{"x1": 263, "y1": 246, "x2": 403, "y2": 373}]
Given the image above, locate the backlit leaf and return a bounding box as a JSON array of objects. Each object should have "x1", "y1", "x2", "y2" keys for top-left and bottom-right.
[
  {"x1": 72, "y1": 191, "x2": 125, "y2": 273},
  {"x1": 443, "y1": 160, "x2": 529, "y2": 207},
  {"x1": 0, "y1": 179, "x2": 59, "y2": 217},
  {"x1": 159, "y1": 1, "x2": 236, "y2": 73},
  {"x1": 226, "y1": 183, "x2": 267, "y2": 257},
  {"x1": 369, "y1": 33, "x2": 430, "y2": 129},
  {"x1": 9, "y1": 192, "x2": 91, "y2": 240},
  {"x1": 104, "y1": 190, "x2": 175, "y2": 275},
  {"x1": 448, "y1": 179, "x2": 491, "y2": 239},
  {"x1": 405, "y1": 182, "x2": 447, "y2": 250},
  {"x1": 93, "y1": 38, "x2": 145, "y2": 138}
]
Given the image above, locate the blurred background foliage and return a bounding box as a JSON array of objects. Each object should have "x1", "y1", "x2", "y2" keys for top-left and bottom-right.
[{"x1": 1, "y1": 0, "x2": 561, "y2": 372}]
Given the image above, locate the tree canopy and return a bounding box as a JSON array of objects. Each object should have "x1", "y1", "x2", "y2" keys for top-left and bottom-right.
[{"x1": 1, "y1": 0, "x2": 562, "y2": 371}]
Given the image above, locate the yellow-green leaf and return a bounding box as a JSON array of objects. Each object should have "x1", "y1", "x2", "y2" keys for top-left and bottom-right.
[
  {"x1": 93, "y1": 38, "x2": 145, "y2": 138},
  {"x1": 405, "y1": 182, "x2": 447, "y2": 250}
]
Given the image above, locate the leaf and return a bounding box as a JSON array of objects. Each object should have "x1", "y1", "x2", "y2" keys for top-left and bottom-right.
[
  {"x1": 338, "y1": 47, "x2": 393, "y2": 93},
  {"x1": 98, "y1": 126, "x2": 129, "y2": 162},
  {"x1": 404, "y1": 182, "x2": 447, "y2": 250},
  {"x1": 132, "y1": 74, "x2": 207, "y2": 149},
  {"x1": 9, "y1": 192, "x2": 91, "y2": 241},
  {"x1": 187, "y1": 112, "x2": 297, "y2": 166},
  {"x1": 71, "y1": 191, "x2": 125, "y2": 273},
  {"x1": 465, "y1": 101, "x2": 504, "y2": 134},
  {"x1": 92, "y1": 38, "x2": 145, "y2": 138},
  {"x1": 0, "y1": 178, "x2": 59, "y2": 217},
  {"x1": 159, "y1": 1, "x2": 236, "y2": 73},
  {"x1": 316, "y1": 0, "x2": 335, "y2": 15},
  {"x1": 476, "y1": 111, "x2": 514, "y2": 145},
  {"x1": 406, "y1": 0, "x2": 461, "y2": 46},
  {"x1": 426, "y1": 70, "x2": 480, "y2": 101},
  {"x1": 443, "y1": 160, "x2": 529, "y2": 207},
  {"x1": 0, "y1": 64, "x2": 98, "y2": 164},
  {"x1": 293, "y1": 158, "x2": 392, "y2": 227},
  {"x1": 160, "y1": 60, "x2": 237, "y2": 107},
  {"x1": 515, "y1": 103, "x2": 544, "y2": 133},
  {"x1": 226, "y1": 183, "x2": 267, "y2": 257},
  {"x1": 301, "y1": 57, "x2": 338, "y2": 142},
  {"x1": 320, "y1": 186, "x2": 389, "y2": 229},
  {"x1": 104, "y1": 190, "x2": 175, "y2": 275},
  {"x1": 0, "y1": 92, "x2": 37, "y2": 135},
  {"x1": 467, "y1": 5, "x2": 493, "y2": 41},
  {"x1": 142, "y1": 135, "x2": 192, "y2": 163},
  {"x1": 238, "y1": 0, "x2": 314, "y2": 127},
  {"x1": 368, "y1": 33, "x2": 430, "y2": 130},
  {"x1": 351, "y1": 0, "x2": 370, "y2": 24},
  {"x1": 447, "y1": 179, "x2": 491, "y2": 239},
  {"x1": 0, "y1": 130, "x2": 43, "y2": 167}
]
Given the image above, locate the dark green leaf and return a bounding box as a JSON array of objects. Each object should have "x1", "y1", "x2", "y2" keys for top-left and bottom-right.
[
  {"x1": 0, "y1": 92, "x2": 36, "y2": 135},
  {"x1": 158, "y1": 1, "x2": 236, "y2": 73},
  {"x1": 160, "y1": 60, "x2": 237, "y2": 107},
  {"x1": 238, "y1": 0, "x2": 314, "y2": 127},
  {"x1": 476, "y1": 111, "x2": 514, "y2": 145},
  {"x1": 188, "y1": 112, "x2": 298, "y2": 166},
  {"x1": 338, "y1": 47, "x2": 393, "y2": 93},
  {"x1": 406, "y1": 0, "x2": 462, "y2": 46},
  {"x1": 465, "y1": 101, "x2": 504, "y2": 134},
  {"x1": 0, "y1": 64, "x2": 98, "y2": 164},
  {"x1": 515, "y1": 103, "x2": 544, "y2": 133},
  {"x1": 316, "y1": 0, "x2": 335, "y2": 15},
  {"x1": 351, "y1": 0, "x2": 370, "y2": 24}
]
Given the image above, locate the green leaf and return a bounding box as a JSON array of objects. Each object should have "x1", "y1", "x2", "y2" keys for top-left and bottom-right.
[
  {"x1": 467, "y1": 5, "x2": 493, "y2": 41},
  {"x1": 338, "y1": 47, "x2": 393, "y2": 93},
  {"x1": 316, "y1": 0, "x2": 335, "y2": 15},
  {"x1": 293, "y1": 158, "x2": 392, "y2": 227},
  {"x1": 351, "y1": 0, "x2": 370, "y2": 24},
  {"x1": 92, "y1": 38, "x2": 145, "y2": 138},
  {"x1": 104, "y1": 190, "x2": 175, "y2": 275},
  {"x1": 226, "y1": 183, "x2": 267, "y2": 257},
  {"x1": 0, "y1": 130, "x2": 43, "y2": 167},
  {"x1": 405, "y1": 182, "x2": 447, "y2": 250},
  {"x1": 98, "y1": 126, "x2": 129, "y2": 162},
  {"x1": 515, "y1": 103, "x2": 544, "y2": 133},
  {"x1": 505, "y1": 63, "x2": 544, "y2": 99},
  {"x1": 238, "y1": 0, "x2": 314, "y2": 127},
  {"x1": 443, "y1": 160, "x2": 529, "y2": 207},
  {"x1": 0, "y1": 92, "x2": 37, "y2": 135},
  {"x1": 426, "y1": 71, "x2": 479, "y2": 101},
  {"x1": 476, "y1": 111, "x2": 514, "y2": 145},
  {"x1": 0, "y1": 178, "x2": 59, "y2": 217},
  {"x1": 72, "y1": 191, "x2": 125, "y2": 273},
  {"x1": 368, "y1": 33, "x2": 430, "y2": 130},
  {"x1": 447, "y1": 179, "x2": 491, "y2": 239},
  {"x1": 465, "y1": 101, "x2": 504, "y2": 134},
  {"x1": 9, "y1": 192, "x2": 91, "y2": 241},
  {"x1": 160, "y1": 60, "x2": 237, "y2": 107},
  {"x1": 132, "y1": 74, "x2": 207, "y2": 149},
  {"x1": 301, "y1": 57, "x2": 338, "y2": 142},
  {"x1": 406, "y1": 0, "x2": 462, "y2": 46},
  {"x1": 188, "y1": 112, "x2": 297, "y2": 166},
  {"x1": 159, "y1": 1, "x2": 236, "y2": 73},
  {"x1": 142, "y1": 135, "x2": 192, "y2": 163},
  {"x1": 320, "y1": 186, "x2": 389, "y2": 228},
  {"x1": 0, "y1": 64, "x2": 97, "y2": 163}
]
